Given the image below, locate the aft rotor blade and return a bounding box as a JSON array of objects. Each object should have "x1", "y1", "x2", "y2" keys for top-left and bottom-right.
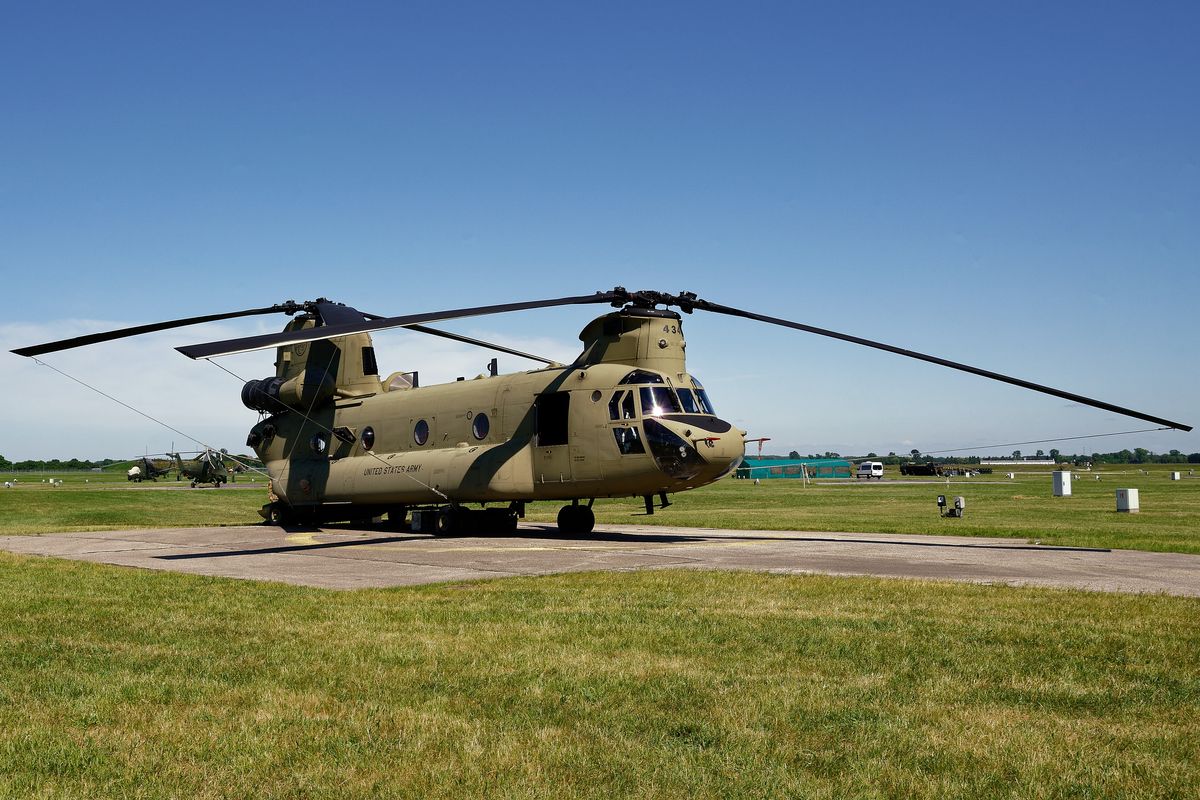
[
  {"x1": 177, "y1": 291, "x2": 623, "y2": 359},
  {"x1": 691, "y1": 298, "x2": 1193, "y2": 432},
  {"x1": 11, "y1": 303, "x2": 303, "y2": 358}
]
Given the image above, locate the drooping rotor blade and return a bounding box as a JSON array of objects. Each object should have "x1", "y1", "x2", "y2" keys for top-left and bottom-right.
[
  {"x1": 355, "y1": 310, "x2": 556, "y2": 364},
  {"x1": 11, "y1": 302, "x2": 307, "y2": 358},
  {"x1": 684, "y1": 296, "x2": 1192, "y2": 432},
  {"x1": 177, "y1": 290, "x2": 625, "y2": 360},
  {"x1": 401, "y1": 325, "x2": 556, "y2": 365}
]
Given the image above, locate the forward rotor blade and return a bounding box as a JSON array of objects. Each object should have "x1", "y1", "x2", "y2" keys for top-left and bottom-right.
[
  {"x1": 356, "y1": 311, "x2": 556, "y2": 364},
  {"x1": 689, "y1": 298, "x2": 1193, "y2": 432},
  {"x1": 11, "y1": 303, "x2": 302, "y2": 358},
  {"x1": 401, "y1": 324, "x2": 556, "y2": 365},
  {"x1": 177, "y1": 291, "x2": 623, "y2": 359}
]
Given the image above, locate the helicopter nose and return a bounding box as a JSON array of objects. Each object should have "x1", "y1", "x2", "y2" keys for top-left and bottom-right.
[
  {"x1": 644, "y1": 417, "x2": 746, "y2": 482},
  {"x1": 693, "y1": 422, "x2": 746, "y2": 473}
]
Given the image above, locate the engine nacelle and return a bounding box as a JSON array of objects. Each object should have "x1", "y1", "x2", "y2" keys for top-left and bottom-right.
[{"x1": 241, "y1": 370, "x2": 336, "y2": 413}]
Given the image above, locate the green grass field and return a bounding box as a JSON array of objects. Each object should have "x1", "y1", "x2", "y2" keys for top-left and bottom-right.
[
  {"x1": 2, "y1": 465, "x2": 1198, "y2": 797},
  {"x1": 5, "y1": 463, "x2": 1199, "y2": 553},
  {"x1": 1, "y1": 557, "x2": 1197, "y2": 799}
]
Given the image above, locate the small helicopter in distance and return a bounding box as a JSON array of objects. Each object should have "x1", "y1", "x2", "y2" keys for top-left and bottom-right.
[
  {"x1": 14, "y1": 288, "x2": 1190, "y2": 534},
  {"x1": 125, "y1": 455, "x2": 174, "y2": 483},
  {"x1": 172, "y1": 450, "x2": 232, "y2": 488}
]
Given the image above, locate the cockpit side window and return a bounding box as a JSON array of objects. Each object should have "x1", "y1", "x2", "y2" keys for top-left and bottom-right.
[
  {"x1": 608, "y1": 391, "x2": 624, "y2": 421},
  {"x1": 692, "y1": 380, "x2": 716, "y2": 414},
  {"x1": 639, "y1": 386, "x2": 682, "y2": 417}
]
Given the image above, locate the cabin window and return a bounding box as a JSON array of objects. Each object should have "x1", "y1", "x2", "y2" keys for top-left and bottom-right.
[
  {"x1": 639, "y1": 386, "x2": 682, "y2": 418},
  {"x1": 361, "y1": 426, "x2": 375, "y2": 450},
  {"x1": 535, "y1": 392, "x2": 569, "y2": 447},
  {"x1": 413, "y1": 419, "x2": 430, "y2": 446},
  {"x1": 310, "y1": 434, "x2": 328, "y2": 455},
  {"x1": 472, "y1": 413, "x2": 490, "y2": 440}
]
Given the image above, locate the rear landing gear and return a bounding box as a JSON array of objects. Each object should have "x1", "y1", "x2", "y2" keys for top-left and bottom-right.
[
  {"x1": 413, "y1": 505, "x2": 520, "y2": 536},
  {"x1": 557, "y1": 503, "x2": 595, "y2": 536}
]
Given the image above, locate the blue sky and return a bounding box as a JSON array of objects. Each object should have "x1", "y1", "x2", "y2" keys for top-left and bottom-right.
[{"x1": 2, "y1": 1, "x2": 1196, "y2": 461}]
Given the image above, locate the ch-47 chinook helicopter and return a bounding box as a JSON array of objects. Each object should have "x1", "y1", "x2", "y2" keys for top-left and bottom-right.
[
  {"x1": 172, "y1": 449, "x2": 231, "y2": 488},
  {"x1": 13, "y1": 288, "x2": 1191, "y2": 534}
]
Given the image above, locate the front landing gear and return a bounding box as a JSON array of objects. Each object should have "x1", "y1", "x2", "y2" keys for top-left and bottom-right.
[{"x1": 557, "y1": 502, "x2": 595, "y2": 536}]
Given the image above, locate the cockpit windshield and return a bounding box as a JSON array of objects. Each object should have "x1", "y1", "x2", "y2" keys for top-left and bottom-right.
[
  {"x1": 677, "y1": 388, "x2": 701, "y2": 414},
  {"x1": 639, "y1": 386, "x2": 682, "y2": 417}
]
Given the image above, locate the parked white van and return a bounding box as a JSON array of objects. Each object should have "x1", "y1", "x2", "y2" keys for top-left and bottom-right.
[{"x1": 856, "y1": 461, "x2": 884, "y2": 480}]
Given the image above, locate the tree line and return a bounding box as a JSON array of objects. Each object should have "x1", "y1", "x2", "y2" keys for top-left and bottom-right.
[
  {"x1": 0, "y1": 455, "x2": 263, "y2": 472},
  {"x1": 774, "y1": 448, "x2": 1200, "y2": 465}
]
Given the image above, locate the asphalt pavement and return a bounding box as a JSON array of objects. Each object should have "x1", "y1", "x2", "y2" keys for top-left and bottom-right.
[{"x1": 3, "y1": 523, "x2": 1198, "y2": 595}]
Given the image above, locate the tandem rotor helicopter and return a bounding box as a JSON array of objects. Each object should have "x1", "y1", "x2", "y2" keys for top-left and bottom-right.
[{"x1": 14, "y1": 288, "x2": 1191, "y2": 534}]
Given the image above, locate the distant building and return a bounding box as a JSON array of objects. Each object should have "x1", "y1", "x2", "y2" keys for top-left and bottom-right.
[{"x1": 735, "y1": 457, "x2": 852, "y2": 479}]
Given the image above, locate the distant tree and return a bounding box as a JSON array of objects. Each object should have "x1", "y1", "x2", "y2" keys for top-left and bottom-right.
[
  {"x1": 1049, "y1": 448, "x2": 1061, "y2": 462},
  {"x1": 1133, "y1": 448, "x2": 1151, "y2": 464},
  {"x1": 1012, "y1": 450, "x2": 1021, "y2": 460},
  {"x1": 1035, "y1": 449, "x2": 1045, "y2": 458},
  {"x1": 788, "y1": 450, "x2": 800, "y2": 460},
  {"x1": 0, "y1": 454, "x2": 10, "y2": 470},
  {"x1": 867, "y1": 452, "x2": 877, "y2": 458},
  {"x1": 1189, "y1": 453, "x2": 1200, "y2": 464}
]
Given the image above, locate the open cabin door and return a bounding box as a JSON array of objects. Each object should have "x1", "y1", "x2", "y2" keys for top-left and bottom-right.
[{"x1": 535, "y1": 391, "x2": 571, "y2": 484}]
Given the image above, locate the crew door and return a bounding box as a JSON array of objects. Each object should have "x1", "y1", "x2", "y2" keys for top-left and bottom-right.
[{"x1": 535, "y1": 392, "x2": 572, "y2": 484}]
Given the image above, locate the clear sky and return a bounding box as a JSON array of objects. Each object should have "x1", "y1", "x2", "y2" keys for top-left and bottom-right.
[{"x1": 2, "y1": 1, "x2": 1196, "y2": 461}]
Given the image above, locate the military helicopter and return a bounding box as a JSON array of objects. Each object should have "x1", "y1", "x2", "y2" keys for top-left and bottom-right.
[
  {"x1": 172, "y1": 449, "x2": 232, "y2": 488},
  {"x1": 13, "y1": 288, "x2": 1191, "y2": 534},
  {"x1": 125, "y1": 455, "x2": 173, "y2": 482}
]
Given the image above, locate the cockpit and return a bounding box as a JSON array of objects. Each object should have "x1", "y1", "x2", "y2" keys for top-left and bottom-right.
[
  {"x1": 611, "y1": 369, "x2": 717, "y2": 420},
  {"x1": 608, "y1": 369, "x2": 726, "y2": 461}
]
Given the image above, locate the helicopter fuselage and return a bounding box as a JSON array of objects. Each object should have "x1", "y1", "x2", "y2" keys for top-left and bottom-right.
[{"x1": 243, "y1": 308, "x2": 746, "y2": 523}]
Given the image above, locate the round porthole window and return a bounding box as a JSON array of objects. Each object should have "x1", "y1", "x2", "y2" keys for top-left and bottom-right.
[
  {"x1": 414, "y1": 419, "x2": 429, "y2": 446},
  {"x1": 361, "y1": 426, "x2": 375, "y2": 450},
  {"x1": 310, "y1": 434, "x2": 328, "y2": 455},
  {"x1": 472, "y1": 412, "x2": 490, "y2": 440}
]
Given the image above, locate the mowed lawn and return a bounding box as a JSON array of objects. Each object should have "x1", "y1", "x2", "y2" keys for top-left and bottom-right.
[
  {"x1": 1, "y1": 556, "x2": 1197, "y2": 799},
  {"x1": 4, "y1": 464, "x2": 1200, "y2": 553}
]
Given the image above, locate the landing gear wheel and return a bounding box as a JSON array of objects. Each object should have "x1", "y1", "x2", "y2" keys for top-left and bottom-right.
[
  {"x1": 434, "y1": 507, "x2": 456, "y2": 536},
  {"x1": 557, "y1": 505, "x2": 595, "y2": 536},
  {"x1": 268, "y1": 503, "x2": 294, "y2": 526}
]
